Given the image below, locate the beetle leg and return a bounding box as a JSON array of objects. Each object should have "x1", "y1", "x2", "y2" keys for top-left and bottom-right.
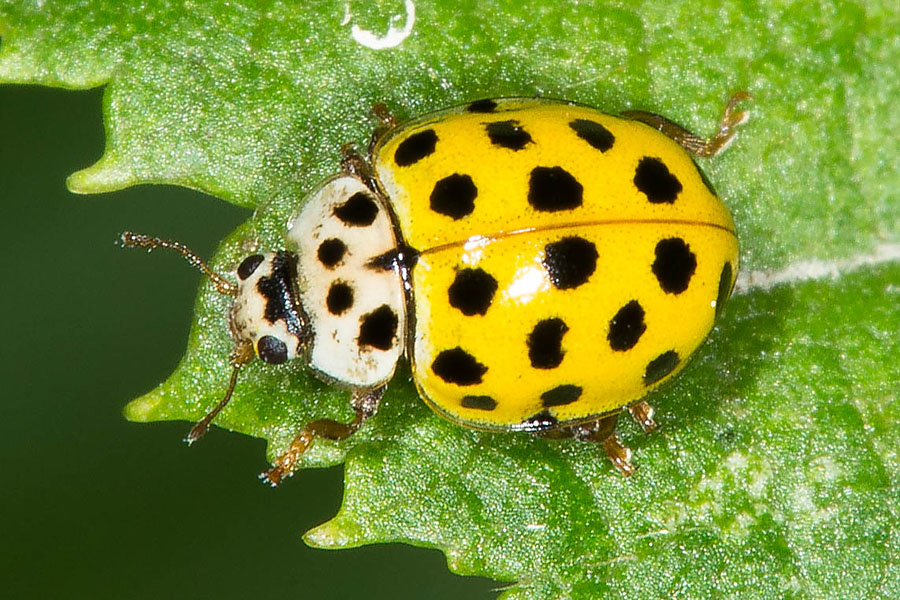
[
  {"x1": 368, "y1": 102, "x2": 398, "y2": 153},
  {"x1": 260, "y1": 386, "x2": 385, "y2": 486},
  {"x1": 185, "y1": 341, "x2": 256, "y2": 444},
  {"x1": 339, "y1": 142, "x2": 370, "y2": 177},
  {"x1": 340, "y1": 143, "x2": 381, "y2": 193},
  {"x1": 540, "y1": 414, "x2": 636, "y2": 476},
  {"x1": 627, "y1": 400, "x2": 658, "y2": 433},
  {"x1": 622, "y1": 91, "x2": 752, "y2": 158},
  {"x1": 571, "y1": 414, "x2": 636, "y2": 477},
  {"x1": 600, "y1": 432, "x2": 636, "y2": 477}
]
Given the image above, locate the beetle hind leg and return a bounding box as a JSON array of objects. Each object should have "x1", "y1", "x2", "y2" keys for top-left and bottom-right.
[
  {"x1": 260, "y1": 386, "x2": 385, "y2": 486},
  {"x1": 623, "y1": 90, "x2": 752, "y2": 158}
]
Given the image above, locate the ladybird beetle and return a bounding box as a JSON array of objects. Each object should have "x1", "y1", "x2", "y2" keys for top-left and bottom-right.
[{"x1": 124, "y1": 92, "x2": 750, "y2": 484}]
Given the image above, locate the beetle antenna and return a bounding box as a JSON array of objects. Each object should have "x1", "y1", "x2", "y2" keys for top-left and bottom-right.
[{"x1": 121, "y1": 231, "x2": 236, "y2": 296}]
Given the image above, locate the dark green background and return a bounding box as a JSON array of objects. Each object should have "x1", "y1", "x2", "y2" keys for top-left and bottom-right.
[{"x1": 0, "y1": 85, "x2": 496, "y2": 598}]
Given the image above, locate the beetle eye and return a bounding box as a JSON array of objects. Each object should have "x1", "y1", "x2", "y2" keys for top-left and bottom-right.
[
  {"x1": 237, "y1": 255, "x2": 266, "y2": 280},
  {"x1": 256, "y1": 335, "x2": 288, "y2": 364}
]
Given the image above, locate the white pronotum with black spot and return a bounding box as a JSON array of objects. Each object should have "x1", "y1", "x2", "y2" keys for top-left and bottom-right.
[{"x1": 285, "y1": 175, "x2": 406, "y2": 388}]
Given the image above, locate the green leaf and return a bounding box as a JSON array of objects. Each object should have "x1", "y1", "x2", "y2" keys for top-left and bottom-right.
[{"x1": 2, "y1": 0, "x2": 897, "y2": 597}]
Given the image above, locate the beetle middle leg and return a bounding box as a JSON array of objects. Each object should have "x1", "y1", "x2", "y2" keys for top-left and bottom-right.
[{"x1": 540, "y1": 413, "x2": 637, "y2": 476}]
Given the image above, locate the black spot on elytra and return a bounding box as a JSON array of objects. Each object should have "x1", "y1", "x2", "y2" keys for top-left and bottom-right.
[
  {"x1": 643, "y1": 350, "x2": 680, "y2": 385},
  {"x1": 542, "y1": 237, "x2": 598, "y2": 289},
  {"x1": 528, "y1": 166, "x2": 583, "y2": 212},
  {"x1": 527, "y1": 318, "x2": 569, "y2": 369},
  {"x1": 460, "y1": 395, "x2": 497, "y2": 411},
  {"x1": 257, "y1": 335, "x2": 288, "y2": 365},
  {"x1": 652, "y1": 237, "x2": 697, "y2": 294},
  {"x1": 570, "y1": 119, "x2": 615, "y2": 152},
  {"x1": 634, "y1": 156, "x2": 682, "y2": 204},
  {"x1": 466, "y1": 99, "x2": 498, "y2": 113},
  {"x1": 448, "y1": 268, "x2": 498, "y2": 316},
  {"x1": 715, "y1": 262, "x2": 734, "y2": 318},
  {"x1": 541, "y1": 384, "x2": 583, "y2": 407},
  {"x1": 485, "y1": 120, "x2": 533, "y2": 151},
  {"x1": 334, "y1": 192, "x2": 379, "y2": 226},
  {"x1": 520, "y1": 410, "x2": 559, "y2": 431},
  {"x1": 237, "y1": 255, "x2": 265, "y2": 280},
  {"x1": 358, "y1": 304, "x2": 398, "y2": 351},
  {"x1": 326, "y1": 281, "x2": 354, "y2": 315},
  {"x1": 431, "y1": 347, "x2": 487, "y2": 386},
  {"x1": 394, "y1": 129, "x2": 437, "y2": 166},
  {"x1": 430, "y1": 173, "x2": 478, "y2": 220},
  {"x1": 317, "y1": 238, "x2": 347, "y2": 269},
  {"x1": 607, "y1": 300, "x2": 647, "y2": 352}
]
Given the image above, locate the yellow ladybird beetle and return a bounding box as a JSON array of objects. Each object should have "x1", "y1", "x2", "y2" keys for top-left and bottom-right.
[{"x1": 124, "y1": 92, "x2": 750, "y2": 484}]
